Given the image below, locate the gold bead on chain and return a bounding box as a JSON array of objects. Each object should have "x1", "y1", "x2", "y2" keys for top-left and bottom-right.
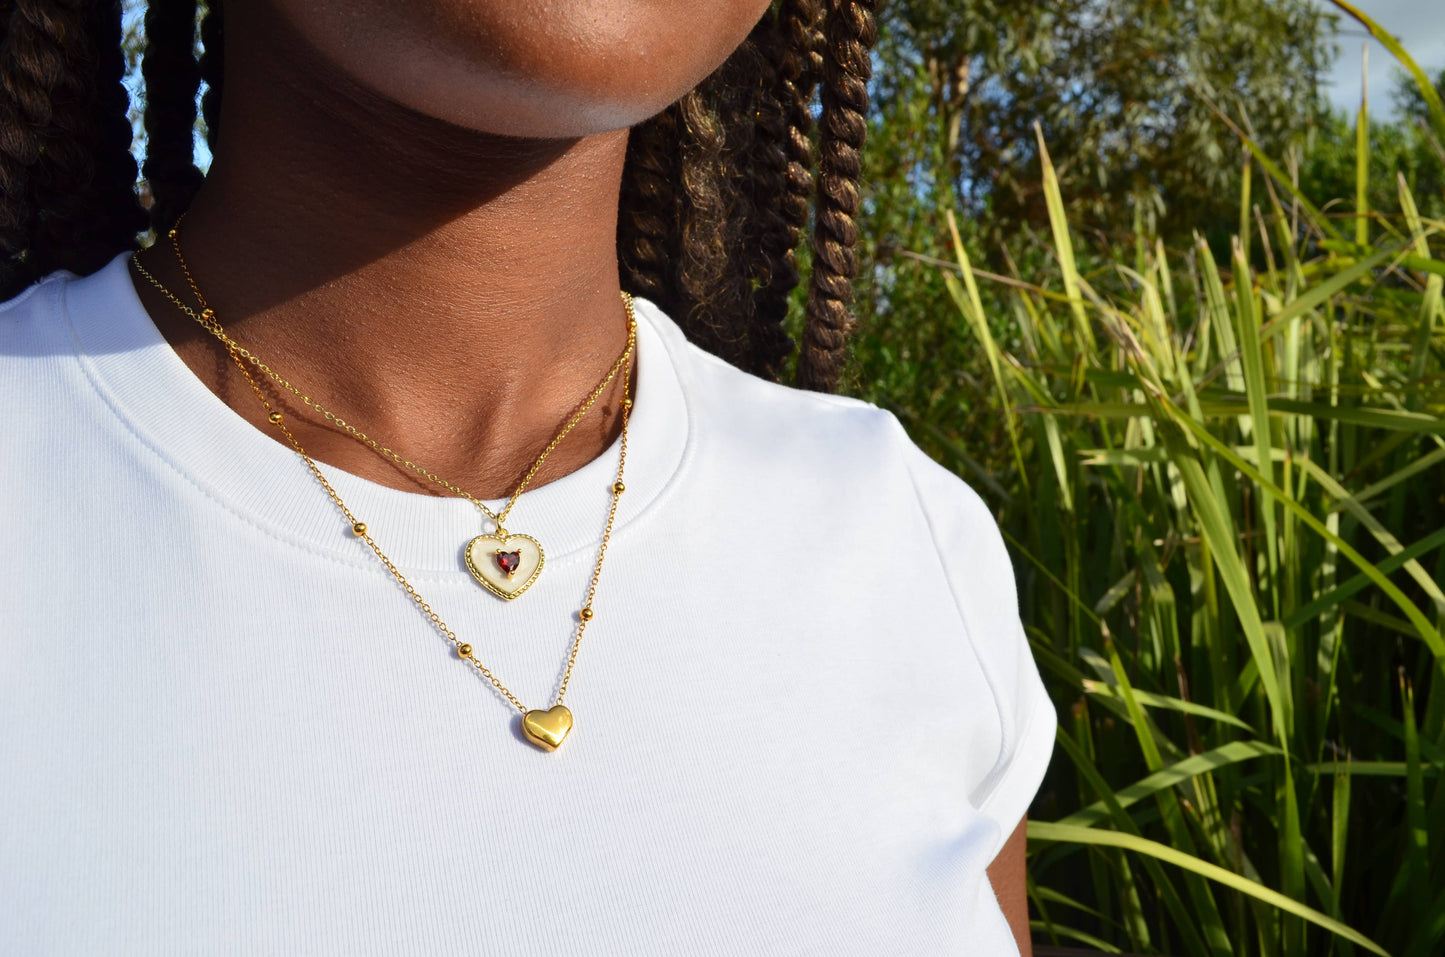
[{"x1": 129, "y1": 246, "x2": 635, "y2": 752}]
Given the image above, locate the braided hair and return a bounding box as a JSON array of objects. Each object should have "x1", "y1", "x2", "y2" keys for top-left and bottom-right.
[{"x1": 0, "y1": 0, "x2": 878, "y2": 392}]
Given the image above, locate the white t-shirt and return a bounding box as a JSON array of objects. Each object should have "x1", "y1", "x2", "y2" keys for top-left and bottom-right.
[{"x1": 0, "y1": 253, "x2": 1055, "y2": 956}]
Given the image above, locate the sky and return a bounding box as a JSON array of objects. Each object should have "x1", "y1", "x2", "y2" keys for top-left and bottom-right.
[{"x1": 1321, "y1": 0, "x2": 1445, "y2": 117}]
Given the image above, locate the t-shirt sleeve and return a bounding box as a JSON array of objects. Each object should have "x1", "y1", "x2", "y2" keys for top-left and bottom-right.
[{"x1": 900, "y1": 431, "x2": 1057, "y2": 864}]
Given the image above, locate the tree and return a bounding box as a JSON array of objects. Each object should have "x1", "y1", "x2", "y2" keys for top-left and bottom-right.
[
  {"x1": 866, "y1": 0, "x2": 1336, "y2": 252},
  {"x1": 1392, "y1": 64, "x2": 1445, "y2": 129},
  {"x1": 1294, "y1": 65, "x2": 1445, "y2": 236}
]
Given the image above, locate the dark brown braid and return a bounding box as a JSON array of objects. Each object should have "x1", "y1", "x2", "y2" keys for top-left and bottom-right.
[
  {"x1": 1, "y1": 1, "x2": 879, "y2": 395},
  {"x1": 617, "y1": 104, "x2": 681, "y2": 311},
  {"x1": 796, "y1": 0, "x2": 876, "y2": 392},
  {"x1": 142, "y1": 0, "x2": 202, "y2": 231},
  {"x1": 739, "y1": 10, "x2": 796, "y2": 379},
  {"x1": 673, "y1": 78, "x2": 748, "y2": 366},
  {"x1": 744, "y1": 0, "x2": 825, "y2": 379},
  {"x1": 776, "y1": 0, "x2": 827, "y2": 376},
  {"x1": 702, "y1": 30, "x2": 769, "y2": 366},
  {"x1": 779, "y1": 0, "x2": 825, "y2": 284}
]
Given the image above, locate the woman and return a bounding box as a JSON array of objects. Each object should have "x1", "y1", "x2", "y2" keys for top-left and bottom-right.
[{"x1": 0, "y1": 0, "x2": 1055, "y2": 953}]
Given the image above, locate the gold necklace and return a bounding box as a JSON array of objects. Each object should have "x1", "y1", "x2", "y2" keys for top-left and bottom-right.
[
  {"x1": 134, "y1": 226, "x2": 636, "y2": 602},
  {"x1": 130, "y1": 249, "x2": 633, "y2": 752}
]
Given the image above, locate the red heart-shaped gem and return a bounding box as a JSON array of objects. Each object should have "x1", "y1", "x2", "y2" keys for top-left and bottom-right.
[{"x1": 495, "y1": 550, "x2": 522, "y2": 576}]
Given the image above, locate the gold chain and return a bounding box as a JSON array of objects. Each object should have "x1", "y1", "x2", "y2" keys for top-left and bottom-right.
[
  {"x1": 128, "y1": 247, "x2": 634, "y2": 732},
  {"x1": 142, "y1": 222, "x2": 635, "y2": 533}
]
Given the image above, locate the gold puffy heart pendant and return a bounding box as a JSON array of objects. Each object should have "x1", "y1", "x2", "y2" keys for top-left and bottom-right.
[
  {"x1": 464, "y1": 532, "x2": 544, "y2": 600},
  {"x1": 521, "y1": 705, "x2": 573, "y2": 752}
]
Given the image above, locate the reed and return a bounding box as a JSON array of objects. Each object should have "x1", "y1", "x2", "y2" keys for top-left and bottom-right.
[{"x1": 906, "y1": 6, "x2": 1445, "y2": 952}]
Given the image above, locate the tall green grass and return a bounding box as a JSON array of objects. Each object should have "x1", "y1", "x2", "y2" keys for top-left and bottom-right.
[{"x1": 919, "y1": 5, "x2": 1445, "y2": 953}]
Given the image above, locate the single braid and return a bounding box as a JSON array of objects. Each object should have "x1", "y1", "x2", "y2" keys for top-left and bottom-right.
[
  {"x1": 142, "y1": 0, "x2": 201, "y2": 231},
  {"x1": 674, "y1": 81, "x2": 746, "y2": 363},
  {"x1": 796, "y1": 0, "x2": 875, "y2": 392},
  {"x1": 707, "y1": 31, "x2": 765, "y2": 365},
  {"x1": 618, "y1": 105, "x2": 681, "y2": 312},
  {"x1": 780, "y1": 0, "x2": 823, "y2": 260},
  {"x1": 794, "y1": 0, "x2": 826, "y2": 91},
  {"x1": 744, "y1": 9, "x2": 803, "y2": 379},
  {"x1": 198, "y1": 0, "x2": 221, "y2": 151}
]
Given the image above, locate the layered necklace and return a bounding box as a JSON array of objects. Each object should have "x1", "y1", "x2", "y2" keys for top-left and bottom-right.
[{"x1": 131, "y1": 231, "x2": 636, "y2": 752}]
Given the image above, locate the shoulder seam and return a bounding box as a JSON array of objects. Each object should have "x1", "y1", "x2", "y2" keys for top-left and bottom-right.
[
  {"x1": 898, "y1": 436, "x2": 1013, "y2": 806},
  {"x1": 976, "y1": 684, "x2": 1053, "y2": 820}
]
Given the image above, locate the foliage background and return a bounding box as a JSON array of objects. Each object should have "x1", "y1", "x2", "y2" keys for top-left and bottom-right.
[{"x1": 827, "y1": 1, "x2": 1445, "y2": 953}]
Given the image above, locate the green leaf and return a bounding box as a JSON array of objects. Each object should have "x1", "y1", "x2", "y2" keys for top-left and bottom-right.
[
  {"x1": 1027, "y1": 822, "x2": 1391, "y2": 956},
  {"x1": 1397, "y1": 174, "x2": 1444, "y2": 396},
  {"x1": 1402, "y1": 678, "x2": 1430, "y2": 923},
  {"x1": 1081, "y1": 679, "x2": 1257, "y2": 733},
  {"x1": 943, "y1": 210, "x2": 1029, "y2": 491},
  {"x1": 1026, "y1": 921, "x2": 1124, "y2": 953},
  {"x1": 1282, "y1": 528, "x2": 1445, "y2": 630},
  {"x1": 1306, "y1": 762, "x2": 1443, "y2": 777},
  {"x1": 1301, "y1": 459, "x2": 1445, "y2": 617},
  {"x1": 1332, "y1": 765, "x2": 1351, "y2": 917},
  {"x1": 1163, "y1": 437, "x2": 1291, "y2": 745},
  {"x1": 1231, "y1": 238, "x2": 1280, "y2": 600},
  {"x1": 1256, "y1": 246, "x2": 1399, "y2": 341},
  {"x1": 1059, "y1": 741, "x2": 1281, "y2": 828},
  {"x1": 1034, "y1": 124, "x2": 1096, "y2": 352},
  {"x1": 1352, "y1": 448, "x2": 1445, "y2": 506}
]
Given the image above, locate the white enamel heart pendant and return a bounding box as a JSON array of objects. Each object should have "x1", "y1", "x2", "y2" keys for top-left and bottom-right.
[{"x1": 464, "y1": 532, "x2": 544, "y2": 600}]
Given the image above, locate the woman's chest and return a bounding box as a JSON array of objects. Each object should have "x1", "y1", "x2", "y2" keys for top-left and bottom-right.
[{"x1": 3, "y1": 469, "x2": 1017, "y2": 954}]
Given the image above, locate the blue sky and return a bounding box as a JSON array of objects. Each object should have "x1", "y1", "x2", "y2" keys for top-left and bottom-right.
[{"x1": 1322, "y1": 0, "x2": 1445, "y2": 117}]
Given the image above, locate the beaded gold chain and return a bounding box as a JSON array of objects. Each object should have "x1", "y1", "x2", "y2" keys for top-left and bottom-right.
[
  {"x1": 129, "y1": 248, "x2": 634, "y2": 752},
  {"x1": 133, "y1": 225, "x2": 636, "y2": 602}
]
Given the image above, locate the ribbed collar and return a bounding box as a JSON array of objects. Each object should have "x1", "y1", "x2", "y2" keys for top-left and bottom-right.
[{"x1": 62, "y1": 252, "x2": 692, "y2": 577}]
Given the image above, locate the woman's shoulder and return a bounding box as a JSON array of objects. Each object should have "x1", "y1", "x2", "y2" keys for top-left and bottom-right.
[
  {"x1": 639, "y1": 295, "x2": 998, "y2": 533},
  {"x1": 647, "y1": 299, "x2": 1054, "y2": 839}
]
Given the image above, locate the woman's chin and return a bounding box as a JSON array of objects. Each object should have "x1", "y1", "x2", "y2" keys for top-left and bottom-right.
[{"x1": 265, "y1": 0, "x2": 770, "y2": 138}]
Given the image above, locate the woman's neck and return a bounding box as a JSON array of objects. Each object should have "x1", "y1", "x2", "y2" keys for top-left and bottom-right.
[{"x1": 133, "y1": 2, "x2": 634, "y2": 499}]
